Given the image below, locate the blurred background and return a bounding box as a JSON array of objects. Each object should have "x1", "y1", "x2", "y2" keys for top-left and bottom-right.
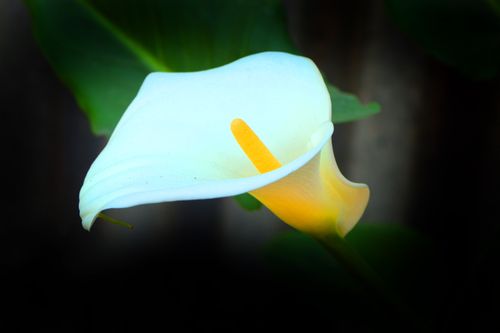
[{"x1": 1, "y1": 0, "x2": 499, "y2": 331}]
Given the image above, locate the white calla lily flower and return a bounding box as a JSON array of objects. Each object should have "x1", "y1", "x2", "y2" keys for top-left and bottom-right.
[{"x1": 79, "y1": 52, "x2": 369, "y2": 237}]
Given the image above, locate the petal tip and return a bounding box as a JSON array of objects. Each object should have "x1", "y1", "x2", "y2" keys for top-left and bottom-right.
[
  {"x1": 337, "y1": 184, "x2": 370, "y2": 237},
  {"x1": 81, "y1": 213, "x2": 97, "y2": 232}
]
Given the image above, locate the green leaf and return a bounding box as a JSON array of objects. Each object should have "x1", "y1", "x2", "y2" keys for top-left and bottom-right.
[
  {"x1": 386, "y1": 0, "x2": 500, "y2": 79},
  {"x1": 25, "y1": 0, "x2": 296, "y2": 136},
  {"x1": 25, "y1": 0, "x2": 380, "y2": 136},
  {"x1": 329, "y1": 85, "x2": 381, "y2": 123},
  {"x1": 233, "y1": 193, "x2": 263, "y2": 211}
]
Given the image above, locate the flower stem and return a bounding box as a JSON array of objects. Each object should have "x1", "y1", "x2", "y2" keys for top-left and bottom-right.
[
  {"x1": 316, "y1": 232, "x2": 420, "y2": 329},
  {"x1": 97, "y1": 213, "x2": 134, "y2": 230}
]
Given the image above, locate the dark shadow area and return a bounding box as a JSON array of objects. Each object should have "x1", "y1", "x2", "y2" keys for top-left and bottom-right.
[{"x1": 1, "y1": 0, "x2": 499, "y2": 331}]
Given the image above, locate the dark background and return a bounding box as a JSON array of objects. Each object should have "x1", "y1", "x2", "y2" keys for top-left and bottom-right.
[{"x1": 1, "y1": 0, "x2": 499, "y2": 331}]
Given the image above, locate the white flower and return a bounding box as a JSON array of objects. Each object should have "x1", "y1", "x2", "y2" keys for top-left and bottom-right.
[{"x1": 79, "y1": 52, "x2": 369, "y2": 237}]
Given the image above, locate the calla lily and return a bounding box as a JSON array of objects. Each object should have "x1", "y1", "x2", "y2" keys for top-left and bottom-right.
[{"x1": 79, "y1": 52, "x2": 369, "y2": 237}]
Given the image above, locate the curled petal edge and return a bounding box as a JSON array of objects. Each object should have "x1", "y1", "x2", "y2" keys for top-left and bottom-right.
[{"x1": 80, "y1": 122, "x2": 334, "y2": 230}]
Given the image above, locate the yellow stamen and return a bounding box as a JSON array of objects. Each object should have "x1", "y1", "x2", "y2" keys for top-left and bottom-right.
[{"x1": 230, "y1": 118, "x2": 281, "y2": 173}]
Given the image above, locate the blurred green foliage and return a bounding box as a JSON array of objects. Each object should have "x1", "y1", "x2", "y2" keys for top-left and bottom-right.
[
  {"x1": 25, "y1": 0, "x2": 296, "y2": 135},
  {"x1": 329, "y1": 84, "x2": 381, "y2": 123},
  {"x1": 25, "y1": 0, "x2": 380, "y2": 135},
  {"x1": 265, "y1": 223, "x2": 439, "y2": 328},
  {"x1": 387, "y1": 0, "x2": 500, "y2": 79}
]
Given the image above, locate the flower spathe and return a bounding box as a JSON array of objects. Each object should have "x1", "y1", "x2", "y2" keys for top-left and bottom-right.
[{"x1": 79, "y1": 52, "x2": 369, "y2": 237}]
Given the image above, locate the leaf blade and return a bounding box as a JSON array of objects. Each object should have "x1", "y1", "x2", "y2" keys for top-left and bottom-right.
[{"x1": 329, "y1": 84, "x2": 381, "y2": 124}]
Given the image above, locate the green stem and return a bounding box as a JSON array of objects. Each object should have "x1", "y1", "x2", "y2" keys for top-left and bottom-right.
[
  {"x1": 97, "y1": 213, "x2": 134, "y2": 230},
  {"x1": 316, "y1": 232, "x2": 420, "y2": 330}
]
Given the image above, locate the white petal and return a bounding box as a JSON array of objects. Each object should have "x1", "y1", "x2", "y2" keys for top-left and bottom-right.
[{"x1": 79, "y1": 52, "x2": 332, "y2": 230}]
